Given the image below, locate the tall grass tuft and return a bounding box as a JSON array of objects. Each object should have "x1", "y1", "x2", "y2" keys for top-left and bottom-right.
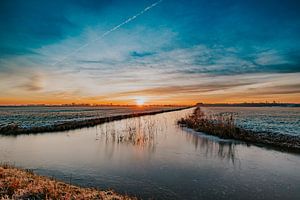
[{"x1": 178, "y1": 107, "x2": 238, "y2": 139}]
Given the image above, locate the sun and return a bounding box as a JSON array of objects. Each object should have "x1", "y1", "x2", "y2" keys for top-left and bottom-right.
[{"x1": 135, "y1": 97, "x2": 146, "y2": 106}]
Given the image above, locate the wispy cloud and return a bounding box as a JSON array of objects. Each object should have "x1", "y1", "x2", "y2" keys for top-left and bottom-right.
[
  {"x1": 18, "y1": 73, "x2": 44, "y2": 92},
  {"x1": 1, "y1": 0, "x2": 300, "y2": 104},
  {"x1": 52, "y1": 0, "x2": 163, "y2": 66},
  {"x1": 114, "y1": 82, "x2": 253, "y2": 96}
]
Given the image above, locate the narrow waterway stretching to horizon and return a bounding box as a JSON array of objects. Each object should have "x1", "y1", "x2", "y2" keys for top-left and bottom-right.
[{"x1": 0, "y1": 108, "x2": 300, "y2": 200}]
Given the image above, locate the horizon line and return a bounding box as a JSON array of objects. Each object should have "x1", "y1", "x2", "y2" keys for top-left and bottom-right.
[{"x1": 1, "y1": 102, "x2": 300, "y2": 107}]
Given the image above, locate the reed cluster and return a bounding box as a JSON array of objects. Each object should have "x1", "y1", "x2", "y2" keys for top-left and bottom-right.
[{"x1": 178, "y1": 107, "x2": 240, "y2": 138}]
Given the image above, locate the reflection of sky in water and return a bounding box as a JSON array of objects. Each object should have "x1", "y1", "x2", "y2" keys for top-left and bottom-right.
[
  {"x1": 0, "y1": 108, "x2": 300, "y2": 200},
  {"x1": 202, "y1": 107, "x2": 300, "y2": 136}
]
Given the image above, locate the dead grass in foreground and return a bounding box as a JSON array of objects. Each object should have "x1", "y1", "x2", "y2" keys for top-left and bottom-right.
[{"x1": 0, "y1": 164, "x2": 136, "y2": 200}]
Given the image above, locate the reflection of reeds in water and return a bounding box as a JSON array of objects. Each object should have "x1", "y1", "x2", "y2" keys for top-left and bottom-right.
[
  {"x1": 96, "y1": 116, "x2": 162, "y2": 150},
  {"x1": 184, "y1": 129, "x2": 237, "y2": 164}
]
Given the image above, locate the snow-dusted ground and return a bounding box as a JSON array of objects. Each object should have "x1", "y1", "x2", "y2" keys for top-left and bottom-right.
[
  {"x1": 201, "y1": 107, "x2": 300, "y2": 137},
  {"x1": 0, "y1": 106, "x2": 184, "y2": 130}
]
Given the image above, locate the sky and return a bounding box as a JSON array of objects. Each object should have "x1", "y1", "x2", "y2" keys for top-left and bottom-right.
[{"x1": 0, "y1": 0, "x2": 300, "y2": 105}]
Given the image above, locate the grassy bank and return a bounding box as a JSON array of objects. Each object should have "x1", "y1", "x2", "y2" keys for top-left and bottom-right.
[
  {"x1": 0, "y1": 106, "x2": 191, "y2": 136},
  {"x1": 178, "y1": 107, "x2": 300, "y2": 151},
  {"x1": 0, "y1": 164, "x2": 136, "y2": 200}
]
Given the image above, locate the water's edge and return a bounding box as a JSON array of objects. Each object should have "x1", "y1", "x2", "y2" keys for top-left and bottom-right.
[
  {"x1": 0, "y1": 164, "x2": 136, "y2": 199},
  {"x1": 178, "y1": 106, "x2": 300, "y2": 153}
]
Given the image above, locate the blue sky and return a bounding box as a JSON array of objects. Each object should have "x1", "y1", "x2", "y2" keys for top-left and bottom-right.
[{"x1": 0, "y1": 0, "x2": 300, "y2": 104}]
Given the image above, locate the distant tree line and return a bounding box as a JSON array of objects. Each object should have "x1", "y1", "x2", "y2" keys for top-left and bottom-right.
[{"x1": 196, "y1": 102, "x2": 300, "y2": 107}]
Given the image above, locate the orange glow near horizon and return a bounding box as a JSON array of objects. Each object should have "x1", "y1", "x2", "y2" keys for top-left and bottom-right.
[{"x1": 0, "y1": 93, "x2": 300, "y2": 106}]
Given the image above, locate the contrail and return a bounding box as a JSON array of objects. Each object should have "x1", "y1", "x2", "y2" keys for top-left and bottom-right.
[{"x1": 53, "y1": 0, "x2": 163, "y2": 66}]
